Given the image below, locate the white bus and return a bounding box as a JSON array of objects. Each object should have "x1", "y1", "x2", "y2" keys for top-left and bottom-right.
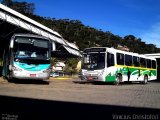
[
  {"x1": 2, "y1": 34, "x2": 52, "y2": 81},
  {"x1": 81, "y1": 47, "x2": 157, "y2": 85}
]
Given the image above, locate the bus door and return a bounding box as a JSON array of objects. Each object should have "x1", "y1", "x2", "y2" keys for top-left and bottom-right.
[
  {"x1": 106, "y1": 52, "x2": 115, "y2": 82},
  {"x1": 2, "y1": 49, "x2": 9, "y2": 78},
  {"x1": 132, "y1": 56, "x2": 140, "y2": 81}
]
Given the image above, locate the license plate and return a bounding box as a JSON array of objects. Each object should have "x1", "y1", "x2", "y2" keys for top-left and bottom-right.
[{"x1": 30, "y1": 74, "x2": 36, "y2": 77}]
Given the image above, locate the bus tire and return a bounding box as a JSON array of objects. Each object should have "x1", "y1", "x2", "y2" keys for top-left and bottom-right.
[
  {"x1": 7, "y1": 72, "x2": 13, "y2": 81},
  {"x1": 114, "y1": 74, "x2": 122, "y2": 85},
  {"x1": 142, "y1": 75, "x2": 148, "y2": 84}
]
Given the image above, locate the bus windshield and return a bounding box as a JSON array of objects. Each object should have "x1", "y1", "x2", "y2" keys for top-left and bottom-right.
[
  {"x1": 13, "y1": 36, "x2": 50, "y2": 61},
  {"x1": 82, "y1": 53, "x2": 105, "y2": 70}
]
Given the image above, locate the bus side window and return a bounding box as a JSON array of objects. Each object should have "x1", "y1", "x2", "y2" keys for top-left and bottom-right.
[
  {"x1": 133, "y1": 56, "x2": 139, "y2": 67},
  {"x1": 125, "y1": 54, "x2": 132, "y2": 66},
  {"x1": 116, "y1": 53, "x2": 124, "y2": 65},
  {"x1": 107, "y1": 52, "x2": 114, "y2": 67},
  {"x1": 140, "y1": 58, "x2": 146, "y2": 68},
  {"x1": 152, "y1": 60, "x2": 156, "y2": 69},
  {"x1": 146, "y1": 59, "x2": 151, "y2": 68}
]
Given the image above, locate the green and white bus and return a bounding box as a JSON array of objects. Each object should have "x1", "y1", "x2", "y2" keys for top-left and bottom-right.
[{"x1": 81, "y1": 47, "x2": 157, "y2": 84}]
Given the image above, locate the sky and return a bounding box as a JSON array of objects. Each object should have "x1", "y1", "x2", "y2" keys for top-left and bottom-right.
[{"x1": 16, "y1": 0, "x2": 160, "y2": 48}]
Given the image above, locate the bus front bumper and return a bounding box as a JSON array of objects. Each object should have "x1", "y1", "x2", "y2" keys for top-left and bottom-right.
[
  {"x1": 12, "y1": 71, "x2": 50, "y2": 80},
  {"x1": 81, "y1": 75, "x2": 103, "y2": 82}
]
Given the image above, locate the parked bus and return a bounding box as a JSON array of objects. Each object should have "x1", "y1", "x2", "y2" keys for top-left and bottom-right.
[
  {"x1": 2, "y1": 34, "x2": 52, "y2": 80},
  {"x1": 81, "y1": 47, "x2": 157, "y2": 85}
]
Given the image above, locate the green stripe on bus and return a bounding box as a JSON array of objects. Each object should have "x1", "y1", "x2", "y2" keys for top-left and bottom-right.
[{"x1": 105, "y1": 74, "x2": 116, "y2": 82}]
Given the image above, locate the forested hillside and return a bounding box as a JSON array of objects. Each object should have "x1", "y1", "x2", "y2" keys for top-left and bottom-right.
[
  {"x1": 28, "y1": 15, "x2": 160, "y2": 54},
  {"x1": 1, "y1": 0, "x2": 160, "y2": 54}
]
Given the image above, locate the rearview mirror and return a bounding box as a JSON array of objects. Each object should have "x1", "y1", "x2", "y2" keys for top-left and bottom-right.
[
  {"x1": 10, "y1": 39, "x2": 14, "y2": 48},
  {"x1": 52, "y1": 42, "x2": 56, "y2": 51}
]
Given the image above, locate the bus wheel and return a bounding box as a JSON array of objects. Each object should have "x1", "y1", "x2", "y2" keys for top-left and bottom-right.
[
  {"x1": 7, "y1": 73, "x2": 12, "y2": 81},
  {"x1": 114, "y1": 75, "x2": 122, "y2": 85},
  {"x1": 142, "y1": 75, "x2": 148, "y2": 84}
]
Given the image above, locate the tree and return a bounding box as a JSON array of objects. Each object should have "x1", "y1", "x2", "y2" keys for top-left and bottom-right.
[
  {"x1": 1, "y1": 0, "x2": 35, "y2": 15},
  {"x1": 124, "y1": 35, "x2": 136, "y2": 41},
  {"x1": 1, "y1": 0, "x2": 13, "y2": 7},
  {"x1": 11, "y1": 2, "x2": 35, "y2": 15},
  {"x1": 64, "y1": 58, "x2": 79, "y2": 75}
]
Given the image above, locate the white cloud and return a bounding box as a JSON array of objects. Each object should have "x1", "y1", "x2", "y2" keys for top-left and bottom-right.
[{"x1": 141, "y1": 22, "x2": 160, "y2": 48}]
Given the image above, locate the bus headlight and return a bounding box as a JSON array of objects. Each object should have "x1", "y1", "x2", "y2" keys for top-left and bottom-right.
[
  {"x1": 43, "y1": 69, "x2": 51, "y2": 73},
  {"x1": 12, "y1": 66, "x2": 22, "y2": 71}
]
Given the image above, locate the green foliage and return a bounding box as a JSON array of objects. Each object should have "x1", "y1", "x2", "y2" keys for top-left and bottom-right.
[
  {"x1": 1, "y1": 0, "x2": 13, "y2": 6},
  {"x1": 122, "y1": 35, "x2": 160, "y2": 53},
  {"x1": 50, "y1": 57, "x2": 58, "y2": 66},
  {"x1": 64, "y1": 58, "x2": 79, "y2": 74},
  {"x1": 26, "y1": 14, "x2": 160, "y2": 53},
  {"x1": 1, "y1": 0, "x2": 35, "y2": 15}
]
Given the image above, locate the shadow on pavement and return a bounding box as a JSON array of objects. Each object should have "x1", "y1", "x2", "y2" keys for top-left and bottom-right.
[
  {"x1": 8, "y1": 79, "x2": 49, "y2": 85},
  {"x1": 149, "y1": 79, "x2": 160, "y2": 83},
  {"x1": 73, "y1": 80, "x2": 114, "y2": 85},
  {"x1": 0, "y1": 95, "x2": 159, "y2": 120},
  {"x1": 73, "y1": 80, "x2": 160, "y2": 86},
  {"x1": 73, "y1": 80, "x2": 142, "y2": 86}
]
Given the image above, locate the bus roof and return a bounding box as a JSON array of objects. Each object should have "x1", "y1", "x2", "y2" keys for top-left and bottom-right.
[
  {"x1": 83, "y1": 47, "x2": 156, "y2": 60},
  {"x1": 12, "y1": 33, "x2": 50, "y2": 39}
]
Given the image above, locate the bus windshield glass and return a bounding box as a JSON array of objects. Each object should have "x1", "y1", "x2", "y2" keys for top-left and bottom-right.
[
  {"x1": 13, "y1": 37, "x2": 50, "y2": 61},
  {"x1": 82, "y1": 53, "x2": 105, "y2": 70}
]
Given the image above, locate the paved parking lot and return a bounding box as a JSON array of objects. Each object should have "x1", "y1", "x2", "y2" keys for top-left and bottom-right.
[{"x1": 0, "y1": 78, "x2": 160, "y2": 119}]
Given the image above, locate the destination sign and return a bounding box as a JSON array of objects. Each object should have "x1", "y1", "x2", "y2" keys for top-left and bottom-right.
[{"x1": 84, "y1": 48, "x2": 106, "y2": 53}]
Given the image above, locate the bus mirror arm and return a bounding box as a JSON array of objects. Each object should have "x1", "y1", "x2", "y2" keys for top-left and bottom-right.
[
  {"x1": 10, "y1": 39, "x2": 14, "y2": 48},
  {"x1": 9, "y1": 65, "x2": 12, "y2": 71}
]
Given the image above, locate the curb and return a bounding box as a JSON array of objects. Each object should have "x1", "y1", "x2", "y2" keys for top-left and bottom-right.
[{"x1": 50, "y1": 76, "x2": 78, "y2": 80}]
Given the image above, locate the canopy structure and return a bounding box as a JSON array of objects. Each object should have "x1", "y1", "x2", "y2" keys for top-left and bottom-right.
[{"x1": 0, "y1": 3, "x2": 82, "y2": 58}]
